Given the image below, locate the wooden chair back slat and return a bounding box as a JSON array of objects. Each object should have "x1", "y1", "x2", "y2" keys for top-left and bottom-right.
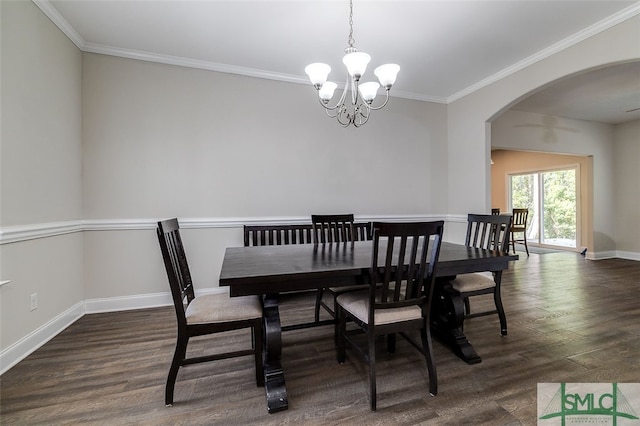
[
  {"x1": 511, "y1": 208, "x2": 529, "y2": 229},
  {"x1": 244, "y1": 224, "x2": 314, "y2": 246},
  {"x1": 311, "y1": 214, "x2": 355, "y2": 244},
  {"x1": 157, "y1": 219, "x2": 195, "y2": 325},
  {"x1": 371, "y1": 221, "x2": 444, "y2": 313},
  {"x1": 465, "y1": 214, "x2": 512, "y2": 252}
]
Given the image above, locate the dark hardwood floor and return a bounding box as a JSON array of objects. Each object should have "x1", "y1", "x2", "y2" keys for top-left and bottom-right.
[{"x1": 2, "y1": 251, "x2": 639, "y2": 425}]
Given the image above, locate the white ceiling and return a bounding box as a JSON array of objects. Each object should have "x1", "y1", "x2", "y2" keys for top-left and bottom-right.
[{"x1": 37, "y1": 0, "x2": 640, "y2": 124}]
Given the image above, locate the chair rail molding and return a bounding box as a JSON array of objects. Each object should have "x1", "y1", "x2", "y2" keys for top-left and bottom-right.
[
  {"x1": 0, "y1": 221, "x2": 84, "y2": 244},
  {"x1": 2, "y1": 216, "x2": 635, "y2": 261},
  {"x1": 0, "y1": 215, "x2": 454, "y2": 244}
]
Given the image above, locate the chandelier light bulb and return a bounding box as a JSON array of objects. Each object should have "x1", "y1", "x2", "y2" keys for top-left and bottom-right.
[
  {"x1": 374, "y1": 64, "x2": 400, "y2": 89},
  {"x1": 319, "y1": 82, "x2": 338, "y2": 102},
  {"x1": 342, "y1": 52, "x2": 371, "y2": 81},
  {"x1": 305, "y1": 63, "x2": 331, "y2": 89},
  {"x1": 358, "y1": 82, "x2": 380, "y2": 104}
]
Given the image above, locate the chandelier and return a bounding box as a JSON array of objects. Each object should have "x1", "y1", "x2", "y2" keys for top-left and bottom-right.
[{"x1": 304, "y1": 0, "x2": 400, "y2": 127}]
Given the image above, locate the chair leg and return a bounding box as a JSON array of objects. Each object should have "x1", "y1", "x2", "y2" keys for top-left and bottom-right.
[
  {"x1": 522, "y1": 234, "x2": 530, "y2": 256},
  {"x1": 511, "y1": 231, "x2": 516, "y2": 254},
  {"x1": 336, "y1": 305, "x2": 346, "y2": 364},
  {"x1": 494, "y1": 289, "x2": 508, "y2": 336},
  {"x1": 253, "y1": 319, "x2": 265, "y2": 386},
  {"x1": 387, "y1": 333, "x2": 396, "y2": 353},
  {"x1": 314, "y1": 288, "x2": 324, "y2": 322},
  {"x1": 368, "y1": 330, "x2": 377, "y2": 411},
  {"x1": 165, "y1": 334, "x2": 188, "y2": 406},
  {"x1": 420, "y1": 326, "x2": 438, "y2": 396}
]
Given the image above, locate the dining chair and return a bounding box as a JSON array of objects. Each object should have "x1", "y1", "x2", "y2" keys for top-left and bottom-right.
[
  {"x1": 510, "y1": 208, "x2": 530, "y2": 256},
  {"x1": 244, "y1": 224, "x2": 314, "y2": 246},
  {"x1": 157, "y1": 218, "x2": 263, "y2": 406},
  {"x1": 491, "y1": 208, "x2": 500, "y2": 215},
  {"x1": 336, "y1": 221, "x2": 444, "y2": 411},
  {"x1": 311, "y1": 215, "x2": 372, "y2": 326},
  {"x1": 450, "y1": 213, "x2": 513, "y2": 336}
]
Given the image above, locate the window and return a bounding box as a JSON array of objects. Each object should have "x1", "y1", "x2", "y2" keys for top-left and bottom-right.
[{"x1": 509, "y1": 166, "x2": 578, "y2": 249}]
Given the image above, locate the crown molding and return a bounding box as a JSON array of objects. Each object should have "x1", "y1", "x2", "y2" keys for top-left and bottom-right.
[
  {"x1": 32, "y1": 0, "x2": 85, "y2": 49},
  {"x1": 82, "y1": 42, "x2": 311, "y2": 86},
  {"x1": 33, "y1": 0, "x2": 640, "y2": 106}
]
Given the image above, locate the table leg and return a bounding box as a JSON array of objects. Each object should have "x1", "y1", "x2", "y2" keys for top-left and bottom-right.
[
  {"x1": 430, "y1": 278, "x2": 482, "y2": 364},
  {"x1": 262, "y1": 294, "x2": 288, "y2": 413}
]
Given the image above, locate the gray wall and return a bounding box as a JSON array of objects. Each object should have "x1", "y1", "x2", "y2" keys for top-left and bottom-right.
[
  {"x1": 80, "y1": 53, "x2": 449, "y2": 302},
  {"x1": 1, "y1": 0, "x2": 84, "y2": 369},
  {"x1": 613, "y1": 119, "x2": 640, "y2": 255}
]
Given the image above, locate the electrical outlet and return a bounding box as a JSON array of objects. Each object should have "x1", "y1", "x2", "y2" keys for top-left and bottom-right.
[{"x1": 30, "y1": 293, "x2": 38, "y2": 311}]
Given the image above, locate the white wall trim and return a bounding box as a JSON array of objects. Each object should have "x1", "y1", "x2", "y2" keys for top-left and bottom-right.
[
  {"x1": 1, "y1": 214, "x2": 454, "y2": 244},
  {"x1": 3, "y1": 216, "x2": 636, "y2": 261},
  {"x1": 614, "y1": 251, "x2": 640, "y2": 261},
  {"x1": 84, "y1": 292, "x2": 173, "y2": 314},
  {"x1": 33, "y1": 0, "x2": 640, "y2": 106},
  {"x1": 586, "y1": 250, "x2": 640, "y2": 261},
  {"x1": 0, "y1": 221, "x2": 84, "y2": 244},
  {"x1": 586, "y1": 250, "x2": 618, "y2": 260},
  {"x1": 31, "y1": 0, "x2": 85, "y2": 49},
  {"x1": 83, "y1": 287, "x2": 227, "y2": 314},
  {"x1": 0, "y1": 288, "x2": 230, "y2": 376},
  {"x1": 0, "y1": 301, "x2": 85, "y2": 375}
]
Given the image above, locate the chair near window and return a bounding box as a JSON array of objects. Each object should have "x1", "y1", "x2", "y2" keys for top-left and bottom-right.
[
  {"x1": 491, "y1": 208, "x2": 500, "y2": 215},
  {"x1": 157, "y1": 218, "x2": 263, "y2": 406},
  {"x1": 450, "y1": 214, "x2": 513, "y2": 336},
  {"x1": 336, "y1": 221, "x2": 444, "y2": 411},
  {"x1": 311, "y1": 214, "x2": 372, "y2": 325},
  {"x1": 510, "y1": 208, "x2": 530, "y2": 256}
]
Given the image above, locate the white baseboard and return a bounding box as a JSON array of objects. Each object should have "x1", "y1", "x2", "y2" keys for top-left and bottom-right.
[
  {"x1": 0, "y1": 301, "x2": 85, "y2": 375},
  {"x1": 83, "y1": 287, "x2": 227, "y2": 314},
  {"x1": 585, "y1": 250, "x2": 640, "y2": 261},
  {"x1": 84, "y1": 292, "x2": 173, "y2": 314},
  {"x1": 615, "y1": 250, "x2": 640, "y2": 261},
  {"x1": 1, "y1": 288, "x2": 230, "y2": 376}
]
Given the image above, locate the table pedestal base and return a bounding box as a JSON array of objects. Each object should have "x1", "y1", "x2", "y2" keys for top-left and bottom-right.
[
  {"x1": 431, "y1": 278, "x2": 482, "y2": 364},
  {"x1": 262, "y1": 294, "x2": 288, "y2": 413}
]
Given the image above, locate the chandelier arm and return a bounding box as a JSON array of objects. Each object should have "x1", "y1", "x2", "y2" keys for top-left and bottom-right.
[
  {"x1": 351, "y1": 77, "x2": 359, "y2": 105},
  {"x1": 325, "y1": 108, "x2": 338, "y2": 119},
  {"x1": 354, "y1": 103, "x2": 370, "y2": 127},
  {"x1": 336, "y1": 108, "x2": 352, "y2": 127},
  {"x1": 317, "y1": 75, "x2": 350, "y2": 111},
  {"x1": 366, "y1": 90, "x2": 391, "y2": 111}
]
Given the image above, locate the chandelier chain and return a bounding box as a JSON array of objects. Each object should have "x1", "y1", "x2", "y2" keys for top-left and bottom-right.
[{"x1": 347, "y1": 0, "x2": 355, "y2": 48}]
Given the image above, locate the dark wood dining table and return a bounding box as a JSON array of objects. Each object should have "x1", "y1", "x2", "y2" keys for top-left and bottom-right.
[{"x1": 219, "y1": 240, "x2": 517, "y2": 413}]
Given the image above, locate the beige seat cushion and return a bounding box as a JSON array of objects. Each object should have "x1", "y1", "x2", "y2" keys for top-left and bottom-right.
[
  {"x1": 185, "y1": 293, "x2": 262, "y2": 325},
  {"x1": 336, "y1": 290, "x2": 422, "y2": 325},
  {"x1": 450, "y1": 271, "x2": 495, "y2": 293}
]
